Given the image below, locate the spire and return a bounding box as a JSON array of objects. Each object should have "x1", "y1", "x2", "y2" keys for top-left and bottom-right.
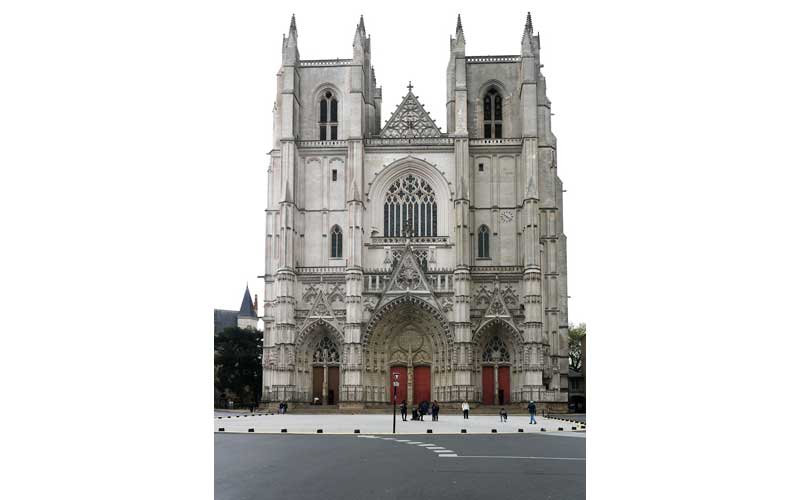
[
  {"x1": 282, "y1": 14, "x2": 299, "y2": 65},
  {"x1": 239, "y1": 285, "x2": 256, "y2": 318},
  {"x1": 454, "y1": 13, "x2": 465, "y2": 48},
  {"x1": 521, "y1": 11, "x2": 536, "y2": 56},
  {"x1": 353, "y1": 14, "x2": 368, "y2": 59}
]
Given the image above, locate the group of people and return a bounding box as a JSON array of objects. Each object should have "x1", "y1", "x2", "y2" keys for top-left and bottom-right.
[
  {"x1": 399, "y1": 400, "x2": 440, "y2": 421},
  {"x1": 277, "y1": 401, "x2": 289, "y2": 414},
  {"x1": 398, "y1": 399, "x2": 538, "y2": 424}
]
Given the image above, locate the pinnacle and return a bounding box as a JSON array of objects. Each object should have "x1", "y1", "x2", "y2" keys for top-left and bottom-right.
[
  {"x1": 359, "y1": 14, "x2": 366, "y2": 33},
  {"x1": 456, "y1": 13, "x2": 463, "y2": 33},
  {"x1": 289, "y1": 13, "x2": 297, "y2": 34},
  {"x1": 525, "y1": 11, "x2": 533, "y2": 33}
]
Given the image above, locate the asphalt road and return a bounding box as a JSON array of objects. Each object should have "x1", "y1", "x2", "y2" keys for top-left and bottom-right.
[{"x1": 215, "y1": 433, "x2": 585, "y2": 500}]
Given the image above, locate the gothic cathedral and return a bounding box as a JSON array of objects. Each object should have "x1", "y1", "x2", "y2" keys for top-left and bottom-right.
[{"x1": 262, "y1": 13, "x2": 569, "y2": 410}]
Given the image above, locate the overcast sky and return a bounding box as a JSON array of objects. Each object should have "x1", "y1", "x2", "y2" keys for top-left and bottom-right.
[{"x1": 209, "y1": 4, "x2": 601, "y2": 328}]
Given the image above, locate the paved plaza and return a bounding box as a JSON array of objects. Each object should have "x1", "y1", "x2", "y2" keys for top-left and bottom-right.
[{"x1": 215, "y1": 412, "x2": 584, "y2": 434}]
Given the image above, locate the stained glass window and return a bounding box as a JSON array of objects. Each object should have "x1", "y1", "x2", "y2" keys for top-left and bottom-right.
[{"x1": 383, "y1": 175, "x2": 437, "y2": 237}]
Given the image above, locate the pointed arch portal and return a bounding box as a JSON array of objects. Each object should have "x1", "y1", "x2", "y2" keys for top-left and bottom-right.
[{"x1": 362, "y1": 296, "x2": 453, "y2": 405}]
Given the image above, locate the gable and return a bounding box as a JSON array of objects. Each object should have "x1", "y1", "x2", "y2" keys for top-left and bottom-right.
[{"x1": 380, "y1": 89, "x2": 442, "y2": 139}]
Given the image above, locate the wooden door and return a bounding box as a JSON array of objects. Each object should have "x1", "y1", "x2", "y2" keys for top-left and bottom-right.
[
  {"x1": 312, "y1": 366, "x2": 324, "y2": 402},
  {"x1": 482, "y1": 366, "x2": 494, "y2": 405},
  {"x1": 413, "y1": 365, "x2": 431, "y2": 405},
  {"x1": 390, "y1": 366, "x2": 407, "y2": 404},
  {"x1": 498, "y1": 366, "x2": 510, "y2": 405},
  {"x1": 327, "y1": 366, "x2": 339, "y2": 405}
]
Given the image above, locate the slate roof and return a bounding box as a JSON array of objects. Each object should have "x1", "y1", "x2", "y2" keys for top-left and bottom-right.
[
  {"x1": 239, "y1": 285, "x2": 256, "y2": 317},
  {"x1": 213, "y1": 309, "x2": 238, "y2": 334}
]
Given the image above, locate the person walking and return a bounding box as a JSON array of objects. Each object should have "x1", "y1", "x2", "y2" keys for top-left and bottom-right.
[
  {"x1": 400, "y1": 400, "x2": 408, "y2": 421},
  {"x1": 432, "y1": 401, "x2": 440, "y2": 422},
  {"x1": 499, "y1": 407, "x2": 508, "y2": 422},
  {"x1": 419, "y1": 401, "x2": 427, "y2": 421},
  {"x1": 461, "y1": 400, "x2": 470, "y2": 419},
  {"x1": 528, "y1": 400, "x2": 537, "y2": 424}
]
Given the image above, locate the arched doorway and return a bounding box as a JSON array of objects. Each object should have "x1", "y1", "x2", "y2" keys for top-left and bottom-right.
[
  {"x1": 362, "y1": 296, "x2": 453, "y2": 405},
  {"x1": 295, "y1": 321, "x2": 343, "y2": 405},
  {"x1": 474, "y1": 319, "x2": 523, "y2": 405}
]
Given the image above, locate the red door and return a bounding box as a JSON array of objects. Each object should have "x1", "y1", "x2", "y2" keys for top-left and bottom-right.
[
  {"x1": 313, "y1": 367, "x2": 324, "y2": 402},
  {"x1": 413, "y1": 366, "x2": 431, "y2": 404},
  {"x1": 498, "y1": 366, "x2": 511, "y2": 405},
  {"x1": 390, "y1": 366, "x2": 407, "y2": 404},
  {"x1": 328, "y1": 366, "x2": 340, "y2": 405},
  {"x1": 482, "y1": 366, "x2": 494, "y2": 405}
]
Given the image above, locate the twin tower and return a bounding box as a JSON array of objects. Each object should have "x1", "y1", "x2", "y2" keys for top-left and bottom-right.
[{"x1": 261, "y1": 13, "x2": 570, "y2": 411}]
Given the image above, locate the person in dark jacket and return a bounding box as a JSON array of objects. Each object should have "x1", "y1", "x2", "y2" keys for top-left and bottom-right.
[
  {"x1": 431, "y1": 401, "x2": 440, "y2": 421},
  {"x1": 528, "y1": 401, "x2": 537, "y2": 424},
  {"x1": 419, "y1": 401, "x2": 428, "y2": 421},
  {"x1": 400, "y1": 400, "x2": 408, "y2": 421},
  {"x1": 411, "y1": 406, "x2": 419, "y2": 421},
  {"x1": 499, "y1": 407, "x2": 508, "y2": 422}
]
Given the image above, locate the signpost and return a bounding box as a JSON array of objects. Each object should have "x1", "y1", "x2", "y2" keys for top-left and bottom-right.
[{"x1": 392, "y1": 372, "x2": 400, "y2": 434}]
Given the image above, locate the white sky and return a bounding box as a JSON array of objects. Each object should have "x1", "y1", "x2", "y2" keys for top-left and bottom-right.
[
  {"x1": 2, "y1": 1, "x2": 800, "y2": 499},
  {"x1": 207, "y1": 4, "x2": 597, "y2": 327}
]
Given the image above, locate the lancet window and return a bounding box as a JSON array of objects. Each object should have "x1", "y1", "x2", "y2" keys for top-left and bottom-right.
[
  {"x1": 330, "y1": 225, "x2": 343, "y2": 258},
  {"x1": 478, "y1": 225, "x2": 491, "y2": 259},
  {"x1": 319, "y1": 90, "x2": 338, "y2": 140},
  {"x1": 483, "y1": 88, "x2": 502, "y2": 138}
]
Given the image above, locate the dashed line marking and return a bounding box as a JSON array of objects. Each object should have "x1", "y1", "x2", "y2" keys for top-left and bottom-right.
[
  {"x1": 432, "y1": 449, "x2": 454, "y2": 453},
  {"x1": 406, "y1": 441, "x2": 422, "y2": 444},
  {"x1": 438, "y1": 454, "x2": 458, "y2": 457}
]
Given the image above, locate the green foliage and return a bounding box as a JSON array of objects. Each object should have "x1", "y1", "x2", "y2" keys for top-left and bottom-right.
[
  {"x1": 214, "y1": 327, "x2": 263, "y2": 405},
  {"x1": 568, "y1": 322, "x2": 586, "y2": 372}
]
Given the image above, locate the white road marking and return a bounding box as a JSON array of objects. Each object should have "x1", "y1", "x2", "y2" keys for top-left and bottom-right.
[
  {"x1": 438, "y1": 454, "x2": 458, "y2": 457},
  {"x1": 406, "y1": 441, "x2": 422, "y2": 444},
  {"x1": 432, "y1": 449, "x2": 454, "y2": 453},
  {"x1": 442, "y1": 455, "x2": 585, "y2": 461},
  {"x1": 426, "y1": 446, "x2": 445, "y2": 449},
  {"x1": 416, "y1": 443, "x2": 435, "y2": 446},
  {"x1": 395, "y1": 439, "x2": 411, "y2": 442}
]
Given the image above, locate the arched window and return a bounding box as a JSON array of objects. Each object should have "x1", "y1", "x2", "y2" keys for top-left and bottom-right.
[
  {"x1": 483, "y1": 88, "x2": 502, "y2": 138},
  {"x1": 330, "y1": 225, "x2": 343, "y2": 258},
  {"x1": 383, "y1": 175, "x2": 437, "y2": 237},
  {"x1": 319, "y1": 91, "x2": 338, "y2": 140},
  {"x1": 482, "y1": 335, "x2": 510, "y2": 362},
  {"x1": 478, "y1": 225, "x2": 490, "y2": 259}
]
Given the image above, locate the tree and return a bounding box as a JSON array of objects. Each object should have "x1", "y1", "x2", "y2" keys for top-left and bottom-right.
[
  {"x1": 568, "y1": 322, "x2": 586, "y2": 372},
  {"x1": 214, "y1": 327, "x2": 262, "y2": 406}
]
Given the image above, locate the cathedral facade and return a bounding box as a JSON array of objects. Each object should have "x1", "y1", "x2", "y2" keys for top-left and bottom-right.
[{"x1": 262, "y1": 13, "x2": 570, "y2": 410}]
